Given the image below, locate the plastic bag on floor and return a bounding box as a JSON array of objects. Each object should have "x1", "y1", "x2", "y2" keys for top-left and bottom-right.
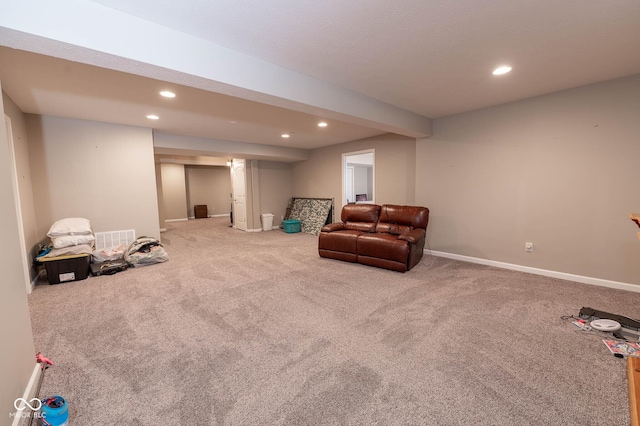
[
  {"x1": 92, "y1": 243, "x2": 127, "y2": 263},
  {"x1": 124, "y1": 237, "x2": 169, "y2": 267}
]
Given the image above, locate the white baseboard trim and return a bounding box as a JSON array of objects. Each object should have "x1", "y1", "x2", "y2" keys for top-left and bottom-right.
[
  {"x1": 165, "y1": 218, "x2": 188, "y2": 223},
  {"x1": 29, "y1": 270, "x2": 44, "y2": 292},
  {"x1": 159, "y1": 228, "x2": 167, "y2": 233},
  {"x1": 246, "y1": 228, "x2": 263, "y2": 233},
  {"x1": 428, "y1": 250, "x2": 640, "y2": 293},
  {"x1": 210, "y1": 214, "x2": 230, "y2": 218},
  {"x1": 11, "y1": 363, "x2": 42, "y2": 426}
]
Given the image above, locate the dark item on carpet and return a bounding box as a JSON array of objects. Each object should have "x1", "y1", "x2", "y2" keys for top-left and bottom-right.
[{"x1": 579, "y1": 306, "x2": 640, "y2": 331}]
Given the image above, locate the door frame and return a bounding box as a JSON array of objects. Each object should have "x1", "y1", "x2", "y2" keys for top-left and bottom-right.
[
  {"x1": 5, "y1": 114, "x2": 32, "y2": 294},
  {"x1": 342, "y1": 149, "x2": 375, "y2": 209}
]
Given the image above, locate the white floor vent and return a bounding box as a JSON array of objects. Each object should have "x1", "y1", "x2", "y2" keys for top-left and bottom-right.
[{"x1": 95, "y1": 229, "x2": 136, "y2": 250}]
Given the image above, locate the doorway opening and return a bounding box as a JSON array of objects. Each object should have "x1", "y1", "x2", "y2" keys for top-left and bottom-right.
[{"x1": 342, "y1": 149, "x2": 374, "y2": 209}]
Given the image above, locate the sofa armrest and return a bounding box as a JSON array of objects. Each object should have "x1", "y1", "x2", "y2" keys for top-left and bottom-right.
[
  {"x1": 398, "y1": 229, "x2": 425, "y2": 244},
  {"x1": 321, "y1": 222, "x2": 346, "y2": 233}
]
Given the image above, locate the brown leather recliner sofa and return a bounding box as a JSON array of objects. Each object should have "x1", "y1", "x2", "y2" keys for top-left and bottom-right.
[{"x1": 318, "y1": 204, "x2": 430, "y2": 272}]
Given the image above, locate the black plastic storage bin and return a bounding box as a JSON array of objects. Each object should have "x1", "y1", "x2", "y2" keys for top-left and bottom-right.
[{"x1": 42, "y1": 255, "x2": 91, "y2": 284}]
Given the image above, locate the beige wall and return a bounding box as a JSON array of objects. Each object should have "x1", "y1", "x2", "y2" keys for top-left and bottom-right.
[
  {"x1": 416, "y1": 74, "x2": 640, "y2": 285},
  {"x1": 185, "y1": 165, "x2": 231, "y2": 218},
  {"x1": 27, "y1": 115, "x2": 161, "y2": 239},
  {"x1": 159, "y1": 163, "x2": 188, "y2": 221},
  {"x1": 245, "y1": 159, "x2": 259, "y2": 230},
  {"x1": 258, "y1": 161, "x2": 292, "y2": 227},
  {"x1": 155, "y1": 164, "x2": 166, "y2": 230},
  {"x1": 229, "y1": 160, "x2": 292, "y2": 230},
  {"x1": 0, "y1": 82, "x2": 37, "y2": 422},
  {"x1": 3, "y1": 92, "x2": 39, "y2": 282},
  {"x1": 291, "y1": 133, "x2": 417, "y2": 211},
  {"x1": 160, "y1": 160, "x2": 290, "y2": 230}
]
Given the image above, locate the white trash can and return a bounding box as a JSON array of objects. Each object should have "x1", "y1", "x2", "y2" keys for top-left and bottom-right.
[{"x1": 261, "y1": 213, "x2": 274, "y2": 231}]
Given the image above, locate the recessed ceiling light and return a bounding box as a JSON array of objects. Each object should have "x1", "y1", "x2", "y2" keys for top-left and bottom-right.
[
  {"x1": 281, "y1": 134, "x2": 290, "y2": 138},
  {"x1": 146, "y1": 114, "x2": 159, "y2": 120},
  {"x1": 160, "y1": 91, "x2": 176, "y2": 98},
  {"x1": 492, "y1": 66, "x2": 512, "y2": 75},
  {"x1": 318, "y1": 121, "x2": 328, "y2": 128}
]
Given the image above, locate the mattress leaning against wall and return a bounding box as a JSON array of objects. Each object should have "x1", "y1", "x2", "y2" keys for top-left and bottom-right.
[{"x1": 283, "y1": 198, "x2": 334, "y2": 235}]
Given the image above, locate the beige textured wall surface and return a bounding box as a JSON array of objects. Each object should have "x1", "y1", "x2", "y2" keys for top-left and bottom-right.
[
  {"x1": 2, "y1": 92, "x2": 39, "y2": 281},
  {"x1": 160, "y1": 163, "x2": 187, "y2": 221},
  {"x1": 0, "y1": 82, "x2": 37, "y2": 422},
  {"x1": 185, "y1": 165, "x2": 231, "y2": 218},
  {"x1": 291, "y1": 133, "x2": 417, "y2": 212},
  {"x1": 246, "y1": 160, "x2": 259, "y2": 230},
  {"x1": 27, "y1": 115, "x2": 160, "y2": 239},
  {"x1": 416, "y1": 74, "x2": 640, "y2": 285},
  {"x1": 155, "y1": 164, "x2": 166, "y2": 230},
  {"x1": 258, "y1": 161, "x2": 292, "y2": 227}
]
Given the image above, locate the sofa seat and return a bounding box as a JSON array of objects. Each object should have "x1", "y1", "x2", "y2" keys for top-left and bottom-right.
[
  {"x1": 357, "y1": 233, "x2": 409, "y2": 263},
  {"x1": 318, "y1": 229, "x2": 361, "y2": 263},
  {"x1": 318, "y1": 203, "x2": 429, "y2": 272}
]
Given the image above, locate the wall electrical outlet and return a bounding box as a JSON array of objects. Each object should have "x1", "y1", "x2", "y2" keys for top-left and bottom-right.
[{"x1": 525, "y1": 242, "x2": 534, "y2": 253}]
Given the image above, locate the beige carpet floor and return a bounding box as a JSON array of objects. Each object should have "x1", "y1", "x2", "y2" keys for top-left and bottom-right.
[{"x1": 28, "y1": 217, "x2": 640, "y2": 425}]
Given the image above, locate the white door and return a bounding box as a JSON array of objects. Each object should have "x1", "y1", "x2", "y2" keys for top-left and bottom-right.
[
  {"x1": 346, "y1": 166, "x2": 355, "y2": 204},
  {"x1": 230, "y1": 159, "x2": 247, "y2": 231},
  {"x1": 5, "y1": 115, "x2": 31, "y2": 294}
]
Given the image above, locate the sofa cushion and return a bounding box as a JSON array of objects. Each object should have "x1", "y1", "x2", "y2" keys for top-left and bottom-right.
[
  {"x1": 318, "y1": 230, "x2": 361, "y2": 254},
  {"x1": 346, "y1": 222, "x2": 378, "y2": 232},
  {"x1": 341, "y1": 203, "x2": 381, "y2": 222},
  {"x1": 378, "y1": 205, "x2": 429, "y2": 230},
  {"x1": 321, "y1": 223, "x2": 345, "y2": 233},
  {"x1": 339, "y1": 204, "x2": 381, "y2": 232},
  {"x1": 375, "y1": 223, "x2": 412, "y2": 235},
  {"x1": 357, "y1": 233, "x2": 409, "y2": 264}
]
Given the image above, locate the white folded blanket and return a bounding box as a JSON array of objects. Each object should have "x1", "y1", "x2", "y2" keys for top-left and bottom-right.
[{"x1": 39, "y1": 244, "x2": 94, "y2": 259}]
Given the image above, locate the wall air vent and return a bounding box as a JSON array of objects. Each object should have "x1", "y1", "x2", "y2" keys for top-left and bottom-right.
[{"x1": 94, "y1": 229, "x2": 136, "y2": 250}]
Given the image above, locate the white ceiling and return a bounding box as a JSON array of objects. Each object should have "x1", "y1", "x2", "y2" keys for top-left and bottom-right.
[
  {"x1": 0, "y1": 48, "x2": 383, "y2": 150},
  {"x1": 88, "y1": 0, "x2": 640, "y2": 117},
  {"x1": 1, "y1": 0, "x2": 639, "y2": 161}
]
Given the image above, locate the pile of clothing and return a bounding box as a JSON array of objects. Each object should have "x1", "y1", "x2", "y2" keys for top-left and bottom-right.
[
  {"x1": 92, "y1": 243, "x2": 128, "y2": 263},
  {"x1": 124, "y1": 237, "x2": 169, "y2": 267},
  {"x1": 92, "y1": 236, "x2": 169, "y2": 267},
  {"x1": 35, "y1": 218, "x2": 169, "y2": 272}
]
